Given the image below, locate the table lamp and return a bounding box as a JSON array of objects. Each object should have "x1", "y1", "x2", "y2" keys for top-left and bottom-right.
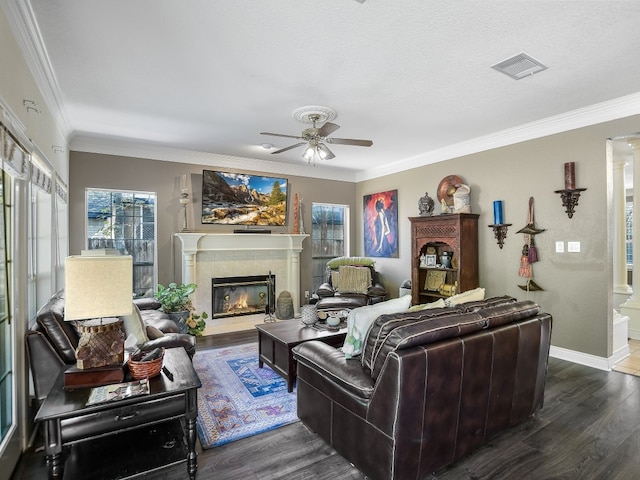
[{"x1": 64, "y1": 254, "x2": 133, "y2": 369}]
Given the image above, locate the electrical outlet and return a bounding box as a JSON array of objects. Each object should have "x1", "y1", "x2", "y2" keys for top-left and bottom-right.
[
  {"x1": 568, "y1": 241, "x2": 581, "y2": 253},
  {"x1": 555, "y1": 241, "x2": 564, "y2": 253},
  {"x1": 305, "y1": 290, "x2": 310, "y2": 299}
]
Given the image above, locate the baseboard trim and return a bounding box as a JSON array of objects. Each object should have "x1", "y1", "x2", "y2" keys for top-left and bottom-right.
[{"x1": 549, "y1": 345, "x2": 629, "y2": 371}]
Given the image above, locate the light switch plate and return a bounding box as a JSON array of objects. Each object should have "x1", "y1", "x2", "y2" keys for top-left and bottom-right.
[
  {"x1": 568, "y1": 241, "x2": 581, "y2": 253},
  {"x1": 555, "y1": 241, "x2": 564, "y2": 253}
]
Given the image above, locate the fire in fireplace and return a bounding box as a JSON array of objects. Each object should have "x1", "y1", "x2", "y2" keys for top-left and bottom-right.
[{"x1": 211, "y1": 274, "x2": 275, "y2": 318}]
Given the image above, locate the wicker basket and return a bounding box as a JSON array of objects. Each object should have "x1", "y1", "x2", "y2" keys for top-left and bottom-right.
[{"x1": 128, "y1": 348, "x2": 164, "y2": 380}]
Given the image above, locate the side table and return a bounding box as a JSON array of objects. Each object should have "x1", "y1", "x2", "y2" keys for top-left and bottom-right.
[{"x1": 35, "y1": 347, "x2": 201, "y2": 480}]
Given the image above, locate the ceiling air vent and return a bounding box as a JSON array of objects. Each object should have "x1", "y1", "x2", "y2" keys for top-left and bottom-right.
[{"x1": 492, "y1": 52, "x2": 547, "y2": 80}]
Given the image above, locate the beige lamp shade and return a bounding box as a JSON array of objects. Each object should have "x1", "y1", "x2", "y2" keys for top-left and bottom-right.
[{"x1": 64, "y1": 255, "x2": 133, "y2": 321}]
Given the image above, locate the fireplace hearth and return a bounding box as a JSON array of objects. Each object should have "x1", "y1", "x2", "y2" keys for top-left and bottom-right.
[{"x1": 211, "y1": 274, "x2": 275, "y2": 318}]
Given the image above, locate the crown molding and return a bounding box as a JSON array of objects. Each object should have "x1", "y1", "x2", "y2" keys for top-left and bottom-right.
[
  {"x1": 356, "y1": 92, "x2": 640, "y2": 182},
  {"x1": 1, "y1": 0, "x2": 71, "y2": 139},
  {"x1": 70, "y1": 134, "x2": 358, "y2": 182}
]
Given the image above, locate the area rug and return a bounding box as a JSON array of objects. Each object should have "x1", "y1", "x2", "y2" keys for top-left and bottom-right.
[{"x1": 193, "y1": 342, "x2": 298, "y2": 448}]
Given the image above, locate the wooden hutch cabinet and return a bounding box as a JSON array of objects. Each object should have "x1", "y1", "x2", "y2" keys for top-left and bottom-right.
[{"x1": 409, "y1": 214, "x2": 479, "y2": 305}]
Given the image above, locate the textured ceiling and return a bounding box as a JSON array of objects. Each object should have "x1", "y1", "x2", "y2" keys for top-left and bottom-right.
[{"x1": 14, "y1": 0, "x2": 640, "y2": 180}]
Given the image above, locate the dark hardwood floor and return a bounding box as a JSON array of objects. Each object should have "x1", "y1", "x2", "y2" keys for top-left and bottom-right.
[{"x1": 12, "y1": 334, "x2": 640, "y2": 480}]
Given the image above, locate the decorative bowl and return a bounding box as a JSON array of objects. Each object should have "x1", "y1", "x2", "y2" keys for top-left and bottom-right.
[{"x1": 326, "y1": 312, "x2": 342, "y2": 327}]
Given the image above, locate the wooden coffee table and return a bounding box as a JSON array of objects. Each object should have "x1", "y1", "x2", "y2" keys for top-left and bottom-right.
[{"x1": 256, "y1": 320, "x2": 347, "y2": 392}]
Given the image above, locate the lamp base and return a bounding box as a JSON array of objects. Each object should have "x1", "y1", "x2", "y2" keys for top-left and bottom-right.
[{"x1": 75, "y1": 318, "x2": 125, "y2": 370}]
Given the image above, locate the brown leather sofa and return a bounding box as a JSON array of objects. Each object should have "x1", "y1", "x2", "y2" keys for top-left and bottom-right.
[
  {"x1": 292, "y1": 297, "x2": 552, "y2": 480},
  {"x1": 315, "y1": 258, "x2": 387, "y2": 311},
  {"x1": 26, "y1": 290, "x2": 196, "y2": 405}
]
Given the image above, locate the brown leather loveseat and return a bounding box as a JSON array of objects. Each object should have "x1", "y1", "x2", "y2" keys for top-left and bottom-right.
[{"x1": 292, "y1": 297, "x2": 552, "y2": 480}]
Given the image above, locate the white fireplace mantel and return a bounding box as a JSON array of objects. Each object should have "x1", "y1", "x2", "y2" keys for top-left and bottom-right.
[{"x1": 175, "y1": 233, "x2": 308, "y2": 316}]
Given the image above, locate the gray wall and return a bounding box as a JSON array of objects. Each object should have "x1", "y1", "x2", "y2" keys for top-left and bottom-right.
[
  {"x1": 69, "y1": 151, "x2": 356, "y2": 299},
  {"x1": 71, "y1": 112, "x2": 640, "y2": 359},
  {"x1": 356, "y1": 114, "x2": 640, "y2": 359}
]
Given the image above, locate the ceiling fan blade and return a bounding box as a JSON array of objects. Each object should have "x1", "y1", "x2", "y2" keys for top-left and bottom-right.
[
  {"x1": 271, "y1": 142, "x2": 306, "y2": 154},
  {"x1": 317, "y1": 122, "x2": 340, "y2": 138},
  {"x1": 260, "y1": 132, "x2": 303, "y2": 140},
  {"x1": 318, "y1": 143, "x2": 335, "y2": 160},
  {"x1": 326, "y1": 137, "x2": 373, "y2": 147}
]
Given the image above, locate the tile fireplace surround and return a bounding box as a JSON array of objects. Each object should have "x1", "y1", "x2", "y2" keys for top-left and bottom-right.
[{"x1": 175, "y1": 233, "x2": 308, "y2": 320}]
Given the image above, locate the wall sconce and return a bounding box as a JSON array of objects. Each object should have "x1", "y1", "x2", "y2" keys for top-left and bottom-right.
[
  {"x1": 554, "y1": 162, "x2": 587, "y2": 218},
  {"x1": 180, "y1": 174, "x2": 190, "y2": 231},
  {"x1": 488, "y1": 200, "x2": 511, "y2": 249}
]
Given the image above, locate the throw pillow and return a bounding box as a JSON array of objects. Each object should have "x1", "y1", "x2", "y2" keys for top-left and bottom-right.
[
  {"x1": 121, "y1": 303, "x2": 149, "y2": 347},
  {"x1": 327, "y1": 256, "x2": 375, "y2": 269},
  {"x1": 336, "y1": 265, "x2": 371, "y2": 294},
  {"x1": 443, "y1": 287, "x2": 486, "y2": 307},
  {"x1": 408, "y1": 298, "x2": 446, "y2": 312},
  {"x1": 146, "y1": 325, "x2": 165, "y2": 340},
  {"x1": 342, "y1": 295, "x2": 412, "y2": 358}
]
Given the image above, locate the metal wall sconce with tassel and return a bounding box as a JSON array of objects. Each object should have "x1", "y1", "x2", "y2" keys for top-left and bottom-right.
[
  {"x1": 488, "y1": 200, "x2": 511, "y2": 249},
  {"x1": 554, "y1": 162, "x2": 586, "y2": 218}
]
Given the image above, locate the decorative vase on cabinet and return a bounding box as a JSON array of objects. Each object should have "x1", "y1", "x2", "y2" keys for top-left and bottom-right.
[{"x1": 409, "y1": 214, "x2": 479, "y2": 305}]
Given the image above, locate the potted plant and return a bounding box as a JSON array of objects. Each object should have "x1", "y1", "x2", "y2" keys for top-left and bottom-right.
[
  {"x1": 185, "y1": 311, "x2": 208, "y2": 336},
  {"x1": 154, "y1": 283, "x2": 197, "y2": 333}
]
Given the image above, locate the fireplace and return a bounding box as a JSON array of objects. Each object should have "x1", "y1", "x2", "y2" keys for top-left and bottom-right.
[
  {"x1": 211, "y1": 274, "x2": 275, "y2": 318},
  {"x1": 175, "y1": 233, "x2": 307, "y2": 320}
]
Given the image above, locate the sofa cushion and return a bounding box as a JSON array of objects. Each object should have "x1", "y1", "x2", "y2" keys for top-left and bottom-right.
[
  {"x1": 362, "y1": 306, "x2": 464, "y2": 375},
  {"x1": 293, "y1": 341, "x2": 375, "y2": 400},
  {"x1": 368, "y1": 300, "x2": 540, "y2": 379},
  {"x1": 133, "y1": 296, "x2": 162, "y2": 311},
  {"x1": 335, "y1": 265, "x2": 372, "y2": 294},
  {"x1": 140, "y1": 309, "x2": 180, "y2": 333},
  {"x1": 342, "y1": 295, "x2": 412, "y2": 359}
]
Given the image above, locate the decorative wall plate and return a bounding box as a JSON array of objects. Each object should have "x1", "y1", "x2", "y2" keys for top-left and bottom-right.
[
  {"x1": 437, "y1": 175, "x2": 464, "y2": 206},
  {"x1": 425, "y1": 270, "x2": 447, "y2": 291}
]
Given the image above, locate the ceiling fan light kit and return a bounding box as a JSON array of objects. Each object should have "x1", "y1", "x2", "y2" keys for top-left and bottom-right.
[{"x1": 261, "y1": 105, "x2": 373, "y2": 165}]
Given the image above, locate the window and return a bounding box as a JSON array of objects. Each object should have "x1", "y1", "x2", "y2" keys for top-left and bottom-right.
[
  {"x1": 311, "y1": 203, "x2": 349, "y2": 292},
  {"x1": 86, "y1": 189, "x2": 157, "y2": 298},
  {"x1": 0, "y1": 169, "x2": 11, "y2": 444}
]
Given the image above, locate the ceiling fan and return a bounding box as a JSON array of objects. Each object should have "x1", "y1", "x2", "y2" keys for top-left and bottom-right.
[{"x1": 260, "y1": 108, "x2": 373, "y2": 164}]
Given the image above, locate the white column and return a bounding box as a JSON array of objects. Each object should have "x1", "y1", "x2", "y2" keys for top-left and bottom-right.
[
  {"x1": 613, "y1": 149, "x2": 632, "y2": 295},
  {"x1": 288, "y1": 248, "x2": 303, "y2": 315},
  {"x1": 175, "y1": 233, "x2": 204, "y2": 286},
  {"x1": 621, "y1": 138, "x2": 640, "y2": 338}
]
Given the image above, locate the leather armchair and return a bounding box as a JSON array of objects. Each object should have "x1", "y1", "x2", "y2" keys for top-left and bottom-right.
[
  {"x1": 26, "y1": 290, "x2": 196, "y2": 405},
  {"x1": 315, "y1": 258, "x2": 387, "y2": 311}
]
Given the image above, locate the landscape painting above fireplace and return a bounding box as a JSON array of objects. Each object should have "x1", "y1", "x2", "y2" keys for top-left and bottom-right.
[{"x1": 202, "y1": 170, "x2": 288, "y2": 226}]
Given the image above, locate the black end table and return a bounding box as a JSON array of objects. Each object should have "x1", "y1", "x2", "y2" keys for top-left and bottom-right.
[{"x1": 35, "y1": 347, "x2": 201, "y2": 479}]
